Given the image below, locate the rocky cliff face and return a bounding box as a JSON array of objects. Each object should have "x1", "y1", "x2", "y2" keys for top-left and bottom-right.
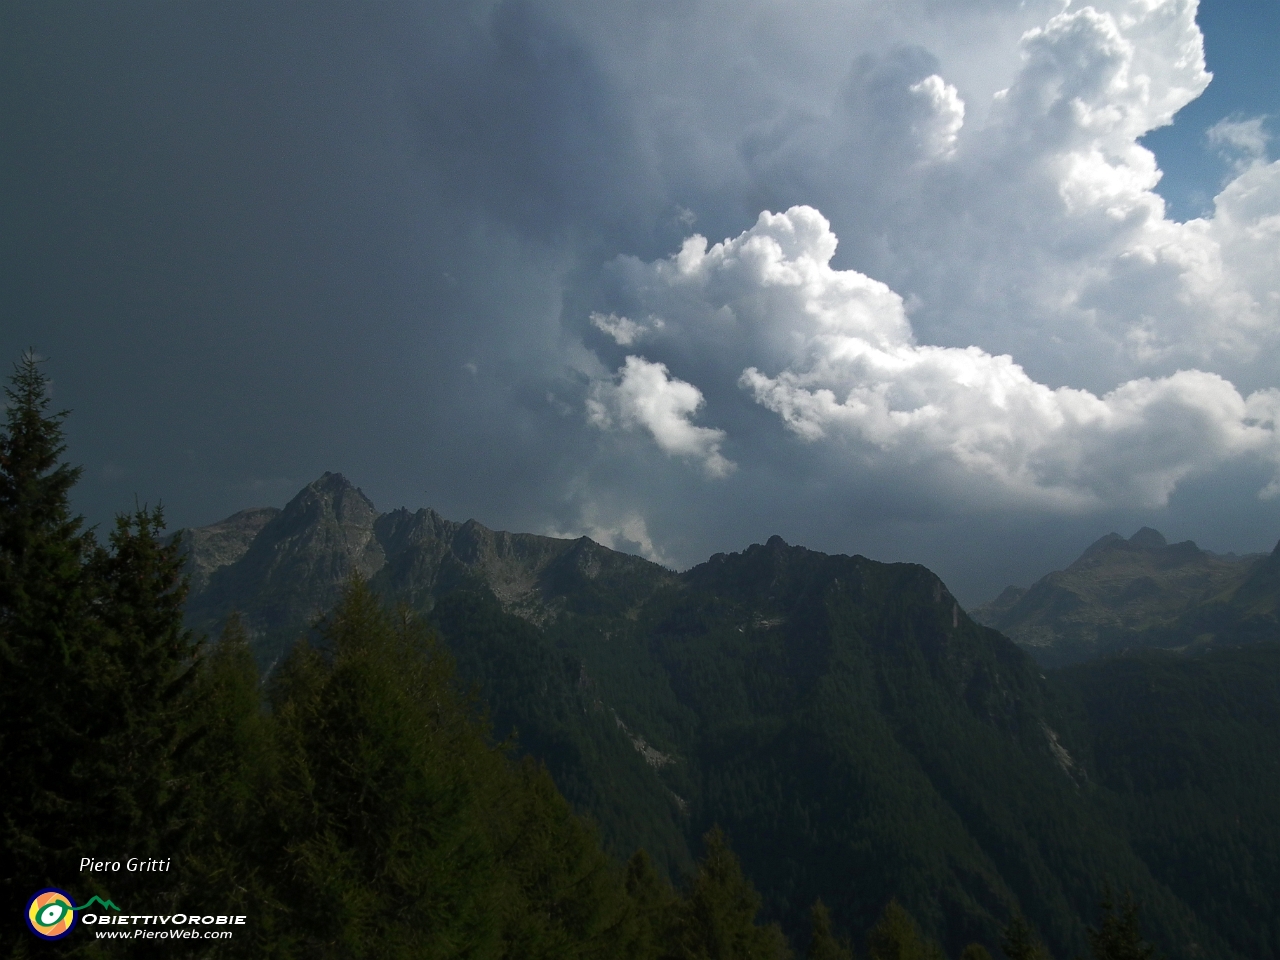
[
  {"x1": 173, "y1": 506, "x2": 279, "y2": 594},
  {"x1": 182, "y1": 473, "x2": 385, "y2": 649},
  {"x1": 178, "y1": 472, "x2": 671, "y2": 660}
]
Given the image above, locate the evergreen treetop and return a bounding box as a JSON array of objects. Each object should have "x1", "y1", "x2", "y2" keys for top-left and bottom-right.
[
  {"x1": 1, "y1": 354, "x2": 199, "y2": 957},
  {"x1": 1, "y1": 352, "x2": 98, "y2": 920},
  {"x1": 1001, "y1": 913, "x2": 1052, "y2": 960},
  {"x1": 0, "y1": 351, "x2": 85, "y2": 566},
  {"x1": 673, "y1": 825, "x2": 792, "y2": 960},
  {"x1": 866, "y1": 901, "x2": 945, "y2": 960},
  {"x1": 807, "y1": 899, "x2": 854, "y2": 960},
  {"x1": 1087, "y1": 890, "x2": 1158, "y2": 960}
]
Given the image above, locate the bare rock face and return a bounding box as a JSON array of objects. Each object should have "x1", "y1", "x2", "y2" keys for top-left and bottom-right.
[
  {"x1": 173, "y1": 506, "x2": 280, "y2": 594},
  {"x1": 371, "y1": 510, "x2": 586, "y2": 618},
  {"x1": 179, "y1": 472, "x2": 671, "y2": 658},
  {"x1": 181, "y1": 473, "x2": 387, "y2": 645}
]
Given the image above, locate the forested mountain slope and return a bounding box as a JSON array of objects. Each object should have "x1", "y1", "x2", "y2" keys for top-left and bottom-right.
[
  {"x1": 4, "y1": 364, "x2": 804, "y2": 960},
  {"x1": 1050, "y1": 641, "x2": 1280, "y2": 960},
  {"x1": 176, "y1": 475, "x2": 1280, "y2": 960}
]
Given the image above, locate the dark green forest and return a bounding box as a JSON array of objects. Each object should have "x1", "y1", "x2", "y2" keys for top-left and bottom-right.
[
  {"x1": 418, "y1": 544, "x2": 1279, "y2": 960},
  {"x1": 5, "y1": 354, "x2": 1268, "y2": 960}
]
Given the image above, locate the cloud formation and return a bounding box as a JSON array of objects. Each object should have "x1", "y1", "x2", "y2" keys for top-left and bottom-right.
[
  {"x1": 580, "y1": 0, "x2": 1280, "y2": 522},
  {"x1": 1207, "y1": 115, "x2": 1272, "y2": 174},
  {"x1": 907, "y1": 74, "x2": 965, "y2": 161},
  {"x1": 590, "y1": 311, "x2": 663, "y2": 346},
  {"x1": 544, "y1": 507, "x2": 672, "y2": 567},
  {"x1": 591, "y1": 203, "x2": 1280, "y2": 509},
  {"x1": 735, "y1": 0, "x2": 1279, "y2": 394},
  {"x1": 8, "y1": 0, "x2": 1280, "y2": 600},
  {"x1": 587, "y1": 355, "x2": 734, "y2": 479}
]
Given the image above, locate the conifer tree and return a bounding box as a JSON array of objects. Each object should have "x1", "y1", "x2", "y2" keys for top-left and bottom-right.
[
  {"x1": 263, "y1": 579, "x2": 503, "y2": 959},
  {"x1": 672, "y1": 826, "x2": 792, "y2": 960},
  {"x1": 865, "y1": 900, "x2": 944, "y2": 960},
  {"x1": 488, "y1": 757, "x2": 638, "y2": 959},
  {"x1": 86, "y1": 504, "x2": 199, "y2": 903},
  {"x1": 1, "y1": 354, "x2": 206, "y2": 960},
  {"x1": 806, "y1": 899, "x2": 854, "y2": 960},
  {"x1": 624, "y1": 849, "x2": 679, "y2": 960},
  {"x1": 0, "y1": 353, "x2": 97, "y2": 917},
  {"x1": 1087, "y1": 889, "x2": 1158, "y2": 960},
  {"x1": 177, "y1": 613, "x2": 275, "y2": 936},
  {"x1": 1001, "y1": 913, "x2": 1051, "y2": 960}
]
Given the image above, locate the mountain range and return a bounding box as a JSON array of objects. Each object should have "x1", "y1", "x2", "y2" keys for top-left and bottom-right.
[
  {"x1": 179, "y1": 473, "x2": 668, "y2": 664},
  {"x1": 972, "y1": 527, "x2": 1280, "y2": 667},
  {"x1": 173, "y1": 474, "x2": 1280, "y2": 960}
]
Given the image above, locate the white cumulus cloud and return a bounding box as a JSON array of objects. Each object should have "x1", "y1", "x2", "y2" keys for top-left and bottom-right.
[
  {"x1": 590, "y1": 311, "x2": 663, "y2": 346},
  {"x1": 907, "y1": 74, "x2": 965, "y2": 160},
  {"x1": 544, "y1": 508, "x2": 673, "y2": 566},
  {"x1": 730, "y1": 0, "x2": 1279, "y2": 393},
  {"x1": 1207, "y1": 115, "x2": 1272, "y2": 175},
  {"x1": 967, "y1": 0, "x2": 1280, "y2": 376},
  {"x1": 597, "y1": 205, "x2": 1280, "y2": 509},
  {"x1": 587, "y1": 355, "x2": 735, "y2": 478}
]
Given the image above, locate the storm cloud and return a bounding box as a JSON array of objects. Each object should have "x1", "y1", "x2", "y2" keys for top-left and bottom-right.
[{"x1": 3, "y1": 0, "x2": 1278, "y2": 603}]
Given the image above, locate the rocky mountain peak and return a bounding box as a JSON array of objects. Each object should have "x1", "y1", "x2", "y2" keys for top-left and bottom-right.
[
  {"x1": 281, "y1": 472, "x2": 377, "y2": 528},
  {"x1": 973, "y1": 523, "x2": 1271, "y2": 666},
  {"x1": 452, "y1": 518, "x2": 495, "y2": 565},
  {"x1": 181, "y1": 474, "x2": 387, "y2": 641},
  {"x1": 181, "y1": 476, "x2": 673, "y2": 650},
  {"x1": 1074, "y1": 532, "x2": 1125, "y2": 566},
  {"x1": 1128, "y1": 527, "x2": 1168, "y2": 550}
]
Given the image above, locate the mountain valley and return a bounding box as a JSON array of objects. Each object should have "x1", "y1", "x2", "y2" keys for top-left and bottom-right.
[{"x1": 174, "y1": 474, "x2": 1280, "y2": 960}]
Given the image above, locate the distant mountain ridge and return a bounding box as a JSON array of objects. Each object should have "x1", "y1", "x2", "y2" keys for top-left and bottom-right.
[
  {"x1": 173, "y1": 476, "x2": 1280, "y2": 960},
  {"x1": 971, "y1": 527, "x2": 1276, "y2": 666},
  {"x1": 177, "y1": 471, "x2": 670, "y2": 666}
]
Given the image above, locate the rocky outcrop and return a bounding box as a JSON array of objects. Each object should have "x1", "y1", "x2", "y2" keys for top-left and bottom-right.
[
  {"x1": 177, "y1": 472, "x2": 672, "y2": 656},
  {"x1": 172, "y1": 506, "x2": 279, "y2": 594}
]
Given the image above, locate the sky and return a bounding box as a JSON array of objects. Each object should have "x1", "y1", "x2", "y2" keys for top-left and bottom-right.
[{"x1": 3, "y1": 0, "x2": 1279, "y2": 605}]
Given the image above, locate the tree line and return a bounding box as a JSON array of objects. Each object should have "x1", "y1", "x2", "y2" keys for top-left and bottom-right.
[{"x1": 2, "y1": 353, "x2": 1157, "y2": 959}]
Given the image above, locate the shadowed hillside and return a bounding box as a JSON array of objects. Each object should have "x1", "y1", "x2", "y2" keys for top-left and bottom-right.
[{"x1": 174, "y1": 477, "x2": 1280, "y2": 960}]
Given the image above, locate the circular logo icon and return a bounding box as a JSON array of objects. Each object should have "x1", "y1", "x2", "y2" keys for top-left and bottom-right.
[{"x1": 26, "y1": 889, "x2": 77, "y2": 940}]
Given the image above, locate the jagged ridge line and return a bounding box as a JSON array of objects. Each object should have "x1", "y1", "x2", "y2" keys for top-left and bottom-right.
[{"x1": 73, "y1": 896, "x2": 121, "y2": 912}]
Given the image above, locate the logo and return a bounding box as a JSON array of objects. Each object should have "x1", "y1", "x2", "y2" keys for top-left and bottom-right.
[
  {"x1": 24, "y1": 891, "x2": 121, "y2": 940},
  {"x1": 26, "y1": 889, "x2": 77, "y2": 940}
]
